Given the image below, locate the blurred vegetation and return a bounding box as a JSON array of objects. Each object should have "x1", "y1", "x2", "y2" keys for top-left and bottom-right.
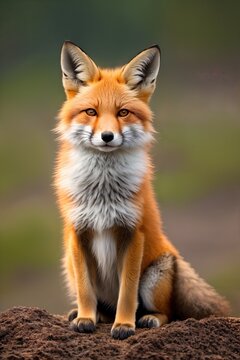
[
  {"x1": 0, "y1": 1, "x2": 239, "y2": 314},
  {"x1": 154, "y1": 121, "x2": 240, "y2": 204}
]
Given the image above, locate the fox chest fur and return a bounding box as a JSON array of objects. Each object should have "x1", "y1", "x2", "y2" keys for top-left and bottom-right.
[{"x1": 59, "y1": 147, "x2": 147, "y2": 232}]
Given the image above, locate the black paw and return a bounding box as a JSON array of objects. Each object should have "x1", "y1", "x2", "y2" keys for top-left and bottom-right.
[
  {"x1": 111, "y1": 324, "x2": 135, "y2": 340},
  {"x1": 70, "y1": 318, "x2": 96, "y2": 333},
  {"x1": 137, "y1": 315, "x2": 160, "y2": 328},
  {"x1": 68, "y1": 309, "x2": 78, "y2": 322}
]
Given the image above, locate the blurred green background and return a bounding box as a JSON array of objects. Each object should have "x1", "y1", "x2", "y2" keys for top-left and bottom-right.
[{"x1": 0, "y1": 1, "x2": 239, "y2": 315}]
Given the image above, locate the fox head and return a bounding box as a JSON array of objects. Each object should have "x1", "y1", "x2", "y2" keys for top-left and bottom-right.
[{"x1": 57, "y1": 41, "x2": 160, "y2": 152}]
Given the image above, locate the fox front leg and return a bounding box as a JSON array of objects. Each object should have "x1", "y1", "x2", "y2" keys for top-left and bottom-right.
[
  {"x1": 67, "y1": 226, "x2": 97, "y2": 333},
  {"x1": 111, "y1": 229, "x2": 144, "y2": 340}
]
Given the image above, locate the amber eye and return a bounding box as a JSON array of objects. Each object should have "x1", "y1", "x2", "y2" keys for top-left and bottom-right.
[
  {"x1": 118, "y1": 109, "x2": 129, "y2": 117},
  {"x1": 85, "y1": 108, "x2": 97, "y2": 116}
]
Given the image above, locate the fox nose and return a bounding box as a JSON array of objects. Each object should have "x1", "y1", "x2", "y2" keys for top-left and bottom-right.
[{"x1": 101, "y1": 131, "x2": 114, "y2": 143}]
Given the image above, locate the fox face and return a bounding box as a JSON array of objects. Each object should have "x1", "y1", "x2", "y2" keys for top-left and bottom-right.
[{"x1": 57, "y1": 42, "x2": 160, "y2": 152}]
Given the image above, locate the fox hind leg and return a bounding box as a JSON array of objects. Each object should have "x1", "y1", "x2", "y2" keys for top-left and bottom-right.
[
  {"x1": 138, "y1": 253, "x2": 175, "y2": 328},
  {"x1": 137, "y1": 313, "x2": 168, "y2": 328}
]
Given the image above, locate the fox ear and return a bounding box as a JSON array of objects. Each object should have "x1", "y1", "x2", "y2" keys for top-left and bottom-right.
[
  {"x1": 122, "y1": 45, "x2": 160, "y2": 100},
  {"x1": 61, "y1": 41, "x2": 99, "y2": 98}
]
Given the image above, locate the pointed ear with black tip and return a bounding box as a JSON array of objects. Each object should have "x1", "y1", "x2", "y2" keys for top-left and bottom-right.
[
  {"x1": 121, "y1": 45, "x2": 160, "y2": 101},
  {"x1": 61, "y1": 41, "x2": 99, "y2": 99}
]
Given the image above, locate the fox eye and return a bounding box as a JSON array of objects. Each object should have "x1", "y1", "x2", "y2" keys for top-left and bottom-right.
[
  {"x1": 118, "y1": 109, "x2": 129, "y2": 117},
  {"x1": 85, "y1": 108, "x2": 97, "y2": 116}
]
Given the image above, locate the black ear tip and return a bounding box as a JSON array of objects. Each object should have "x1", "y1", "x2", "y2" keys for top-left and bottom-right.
[
  {"x1": 149, "y1": 44, "x2": 161, "y2": 55},
  {"x1": 61, "y1": 41, "x2": 89, "y2": 57},
  {"x1": 62, "y1": 40, "x2": 79, "y2": 49}
]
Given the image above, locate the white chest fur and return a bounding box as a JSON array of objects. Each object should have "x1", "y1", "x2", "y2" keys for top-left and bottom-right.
[
  {"x1": 92, "y1": 229, "x2": 117, "y2": 280},
  {"x1": 92, "y1": 229, "x2": 119, "y2": 305},
  {"x1": 59, "y1": 147, "x2": 147, "y2": 231}
]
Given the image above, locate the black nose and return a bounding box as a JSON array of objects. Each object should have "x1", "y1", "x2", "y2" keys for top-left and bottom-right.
[{"x1": 101, "y1": 131, "x2": 114, "y2": 143}]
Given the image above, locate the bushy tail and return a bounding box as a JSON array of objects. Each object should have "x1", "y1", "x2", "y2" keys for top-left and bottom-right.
[{"x1": 173, "y1": 257, "x2": 230, "y2": 320}]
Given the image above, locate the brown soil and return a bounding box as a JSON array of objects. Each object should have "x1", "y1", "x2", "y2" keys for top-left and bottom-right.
[{"x1": 0, "y1": 307, "x2": 239, "y2": 360}]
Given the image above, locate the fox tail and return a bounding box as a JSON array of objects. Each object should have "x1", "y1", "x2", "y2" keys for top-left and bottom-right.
[{"x1": 173, "y1": 257, "x2": 230, "y2": 320}]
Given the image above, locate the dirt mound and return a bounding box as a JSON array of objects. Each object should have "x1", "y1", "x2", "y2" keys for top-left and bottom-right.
[{"x1": 0, "y1": 307, "x2": 239, "y2": 359}]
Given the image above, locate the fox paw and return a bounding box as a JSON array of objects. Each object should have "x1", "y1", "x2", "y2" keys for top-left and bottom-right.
[
  {"x1": 111, "y1": 323, "x2": 135, "y2": 340},
  {"x1": 70, "y1": 317, "x2": 96, "y2": 333},
  {"x1": 137, "y1": 314, "x2": 160, "y2": 328}
]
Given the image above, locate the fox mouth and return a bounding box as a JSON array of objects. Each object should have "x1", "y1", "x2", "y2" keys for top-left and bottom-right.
[{"x1": 94, "y1": 144, "x2": 121, "y2": 152}]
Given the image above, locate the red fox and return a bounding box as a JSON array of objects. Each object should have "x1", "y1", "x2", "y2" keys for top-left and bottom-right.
[{"x1": 54, "y1": 41, "x2": 230, "y2": 340}]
